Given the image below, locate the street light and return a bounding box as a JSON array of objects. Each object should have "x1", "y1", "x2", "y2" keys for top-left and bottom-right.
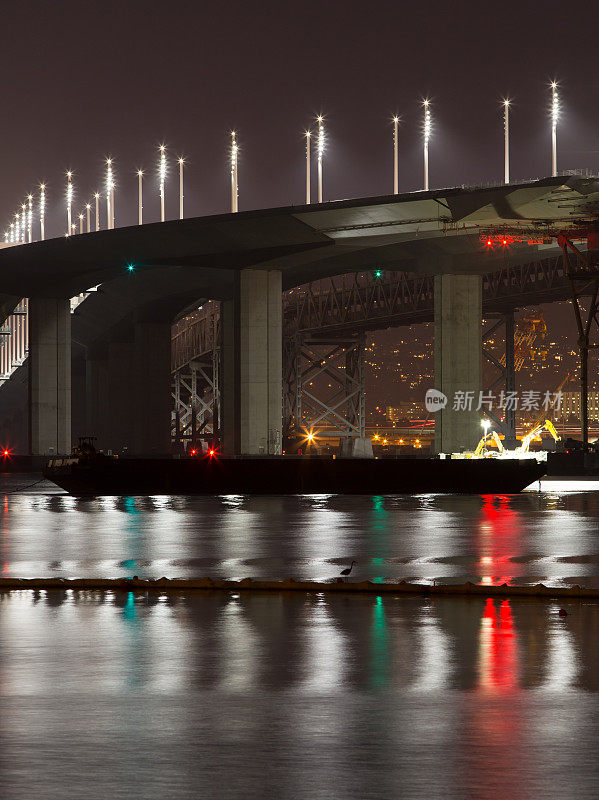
[
  {"x1": 423, "y1": 100, "x2": 431, "y2": 191},
  {"x1": 230, "y1": 132, "x2": 238, "y2": 213},
  {"x1": 159, "y1": 145, "x2": 166, "y2": 221},
  {"x1": 317, "y1": 115, "x2": 324, "y2": 203},
  {"x1": 503, "y1": 99, "x2": 511, "y2": 184},
  {"x1": 178, "y1": 157, "x2": 184, "y2": 219},
  {"x1": 392, "y1": 116, "x2": 399, "y2": 194},
  {"x1": 550, "y1": 81, "x2": 559, "y2": 177},
  {"x1": 305, "y1": 130, "x2": 311, "y2": 204},
  {"x1": 137, "y1": 171, "x2": 143, "y2": 225}
]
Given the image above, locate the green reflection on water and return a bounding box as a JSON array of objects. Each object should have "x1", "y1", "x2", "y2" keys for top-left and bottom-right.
[
  {"x1": 123, "y1": 590, "x2": 137, "y2": 621},
  {"x1": 371, "y1": 495, "x2": 389, "y2": 582},
  {"x1": 369, "y1": 595, "x2": 389, "y2": 689}
]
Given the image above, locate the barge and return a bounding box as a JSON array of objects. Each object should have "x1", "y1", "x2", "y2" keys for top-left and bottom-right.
[{"x1": 44, "y1": 451, "x2": 546, "y2": 496}]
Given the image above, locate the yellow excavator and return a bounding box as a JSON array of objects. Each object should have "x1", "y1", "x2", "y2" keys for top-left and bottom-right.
[
  {"x1": 474, "y1": 429, "x2": 505, "y2": 456},
  {"x1": 472, "y1": 420, "x2": 560, "y2": 457},
  {"x1": 517, "y1": 419, "x2": 560, "y2": 453}
]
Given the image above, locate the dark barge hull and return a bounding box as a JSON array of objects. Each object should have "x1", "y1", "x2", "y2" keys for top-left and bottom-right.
[{"x1": 44, "y1": 455, "x2": 546, "y2": 496}]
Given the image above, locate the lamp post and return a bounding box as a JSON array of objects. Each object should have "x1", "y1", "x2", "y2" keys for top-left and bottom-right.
[
  {"x1": 159, "y1": 145, "x2": 166, "y2": 221},
  {"x1": 40, "y1": 184, "x2": 45, "y2": 240},
  {"x1": 230, "y1": 132, "x2": 238, "y2": 213},
  {"x1": 27, "y1": 195, "x2": 33, "y2": 242},
  {"x1": 423, "y1": 100, "x2": 431, "y2": 191},
  {"x1": 393, "y1": 116, "x2": 399, "y2": 194},
  {"x1": 137, "y1": 171, "x2": 143, "y2": 225},
  {"x1": 79, "y1": 213, "x2": 84, "y2": 234},
  {"x1": 66, "y1": 171, "x2": 73, "y2": 234},
  {"x1": 305, "y1": 131, "x2": 311, "y2": 204},
  {"x1": 551, "y1": 81, "x2": 559, "y2": 177},
  {"x1": 178, "y1": 158, "x2": 184, "y2": 219},
  {"x1": 503, "y1": 99, "x2": 510, "y2": 184},
  {"x1": 106, "y1": 160, "x2": 114, "y2": 230},
  {"x1": 317, "y1": 115, "x2": 324, "y2": 203},
  {"x1": 94, "y1": 193, "x2": 100, "y2": 231}
]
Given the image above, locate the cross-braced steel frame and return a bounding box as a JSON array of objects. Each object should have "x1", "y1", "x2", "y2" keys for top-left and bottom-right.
[
  {"x1": 283, "y1": 333, "x2": 366, "y2": 440},
  {"x1": 172, "y1": 351, "x2": 220, "y2": 451}
]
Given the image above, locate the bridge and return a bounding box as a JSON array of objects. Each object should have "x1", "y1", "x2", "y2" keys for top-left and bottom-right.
[
  {"x1": 0, "y1": 176, "x2": 598, "y2": 457},
  {"x1": 170, "y1": 251, "x2": 594, "y2": 451}
]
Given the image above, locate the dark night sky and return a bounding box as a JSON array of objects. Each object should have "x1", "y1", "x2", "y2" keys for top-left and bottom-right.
[{"x1": 3, "y1": 0, "x2": 599, "y2": 236}]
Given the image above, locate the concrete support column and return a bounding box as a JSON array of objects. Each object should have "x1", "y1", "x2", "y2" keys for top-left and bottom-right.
[
  {"x1": 28, "y1": 298, "x2": 71, "y2": 455},
  {"x1": 107, "y1": 340, "x2": 135, "y2": 454},
  {"x1": 132, "y1": 321, "x2": 171, "y2": 455},
  {"x1": 434, "y1": 274, "x2": 481, "y2": 454},
  {"x1": 221, "y1": 269, "x2": 282, "y2": 455},
  {"x1": 85, "y1": 346, "x2": 109, "y2": 449}
]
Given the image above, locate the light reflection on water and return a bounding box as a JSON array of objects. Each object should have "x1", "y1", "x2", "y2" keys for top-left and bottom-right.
[
  {"x1": 0, "y1": 477, "x2": 598, "y2": 586},
  {"x1": 0, "y1": 592, "x2": 598, "y2": 798}
]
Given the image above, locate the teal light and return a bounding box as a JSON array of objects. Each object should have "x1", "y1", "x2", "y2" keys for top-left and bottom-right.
[
  {"x1": 374, "y1": 269, "x2": 383, "y2": 278},
  {"x1": 127, "y1": 264, "x2": 135, "y2": 272}
]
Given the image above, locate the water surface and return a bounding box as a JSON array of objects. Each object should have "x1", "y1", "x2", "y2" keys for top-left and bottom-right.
[
  {"x1": 0, "y1": 591, "x2": 598, "y2": 799},
  {"x1": 1, "y1": 476, "x2": 598, "y2": 586}
]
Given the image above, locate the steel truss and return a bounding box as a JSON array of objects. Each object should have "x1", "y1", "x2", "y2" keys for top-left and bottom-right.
[
  {"x1": 283, "y1": 334, "x2": 366, "y2": 440},
  {"x1": 558, "y1": 236, "x2": 599, "y2": 450},
  {"x1": 171, "y1": 352, "x2": 220, "y2": 451},
  {"x1": 169, "y1": 254, "x2": 597, "y2": 448},
  {"x1": 481, "y1": 313, "x2": 517, "y2": 442}
]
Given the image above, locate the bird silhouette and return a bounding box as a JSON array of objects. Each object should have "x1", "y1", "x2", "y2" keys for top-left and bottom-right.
[{"x1": 340, "y1": 560, "x2": 357, "y2": 577}]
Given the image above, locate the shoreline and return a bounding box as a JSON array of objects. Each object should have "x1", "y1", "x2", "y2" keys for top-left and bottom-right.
[{"x1": 0, "y1": 576, "x2": 597, "y2": 599}]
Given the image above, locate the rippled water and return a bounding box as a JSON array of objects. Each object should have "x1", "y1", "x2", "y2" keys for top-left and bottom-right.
[
  {"x1": 1, "y1": 476, "x2": 598, "y2": 586},
  {"x1": 1, "y1": 476, "x2": 599, "y2": 798},
  {"x1": 1, "y1": 591, "x2": 599, "y2": 799}
]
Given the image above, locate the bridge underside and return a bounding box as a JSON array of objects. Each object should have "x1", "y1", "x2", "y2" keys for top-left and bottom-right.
[{"x1": 0, "y1": 176, "x2": 597, "y2": 457}]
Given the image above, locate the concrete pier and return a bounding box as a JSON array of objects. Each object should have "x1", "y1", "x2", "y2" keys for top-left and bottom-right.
[
  {"x1": 132, "y1": 321, "x2": 171, "y2": 455},
  {"x1": 28, "y1": 298, "x2": 71, "y2": 455},
  {"x1": 434, "y1": 274, "x2": 482, "y2": 454},
  {"x1": 222, "y1": 269, "x2": 282, "y2": 455},
  {"x1": 86, "y1": 321, "x2": 171, "y2": 455}
]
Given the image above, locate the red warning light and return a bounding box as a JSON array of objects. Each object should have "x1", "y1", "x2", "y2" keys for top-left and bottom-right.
[
  {"x1": 190, "y1": 448, "x2": 197, "y2": 456},
  {"x1": 1, "y1": 448, "x2": 11, "y2": 458},
  {"x1": 209, "y1": 449, "x2": 215, "y2": 456}
]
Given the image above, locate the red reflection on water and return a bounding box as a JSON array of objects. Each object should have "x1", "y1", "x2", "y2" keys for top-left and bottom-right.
[
  {"x1": 478, "y1": 598, "x2": 518, "y2": 691},
  {"x1": 477, "y1": 495, "x2": 522, "y2": 585}
]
